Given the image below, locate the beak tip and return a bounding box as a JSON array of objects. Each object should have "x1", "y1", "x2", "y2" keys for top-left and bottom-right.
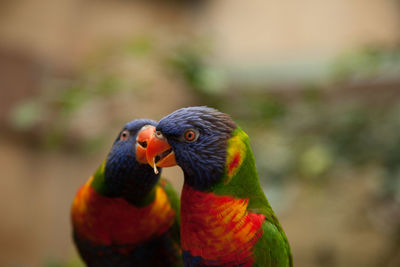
[
  {"x1": 153, "y1": 159, "x2": 159, "y2": 174},
  {"x1": 145, "y1": 131, "x2": 177, "y2": 169}
]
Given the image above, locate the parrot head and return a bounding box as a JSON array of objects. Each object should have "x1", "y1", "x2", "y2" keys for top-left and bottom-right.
[
  {"x1": 104, "y1": 119, "x2": 161, "y2": 202},
  {"x1": 146, "y1": 106, "x2": 237, "y2": 190}
]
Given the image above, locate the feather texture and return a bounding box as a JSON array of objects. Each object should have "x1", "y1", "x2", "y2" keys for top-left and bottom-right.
[
  {"x1": 71, "y1": 119, "x2": 182, "y2": 266},
  {"x1": 153, "y1": 107, "x2": 292, "y2": 267}
]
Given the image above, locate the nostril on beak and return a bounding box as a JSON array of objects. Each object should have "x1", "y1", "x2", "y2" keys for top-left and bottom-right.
[{"x1": 138, "y1": 141, "x2": 147, "y2": 148}]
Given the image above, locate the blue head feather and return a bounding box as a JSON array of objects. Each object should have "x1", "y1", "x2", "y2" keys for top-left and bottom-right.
[
  {"x1": 156, "y1": 106, "x2": 237, "y2": 191},
  {"x1": 104, "y1": 119, "x2": 161, "y2": 204}
]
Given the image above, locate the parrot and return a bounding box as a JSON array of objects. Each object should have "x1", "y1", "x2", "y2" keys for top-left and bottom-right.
[
  {"x1": 145, "y1": 107, "x2": 292, "y2": 267},
  {"x1": 71, "y1": 119, "x2": 182, "y2": 267}
]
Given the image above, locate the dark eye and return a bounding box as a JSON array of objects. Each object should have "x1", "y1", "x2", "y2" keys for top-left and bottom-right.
[
  {"x1": 120, "y1": 130, "x2": 130, "y2": 141},
  {"x1": 155, "y1": 131, "x2": 163, "y2": 138},
  {"x1": 184, "y1": 129, "x2": 197, "y2": 142}
]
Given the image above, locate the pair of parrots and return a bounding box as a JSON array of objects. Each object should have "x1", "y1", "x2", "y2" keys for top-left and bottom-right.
[{"x1": 71, "y1": 106, "x2": 292, "y2": 267}]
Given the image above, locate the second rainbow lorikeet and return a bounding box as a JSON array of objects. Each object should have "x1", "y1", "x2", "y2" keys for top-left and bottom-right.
[
  {"x1": 71, "y1": 119, "x2": 182, "y2": 267},
  {"x1": 146, "y1": 107, "x2": 292, "y2": 267}
]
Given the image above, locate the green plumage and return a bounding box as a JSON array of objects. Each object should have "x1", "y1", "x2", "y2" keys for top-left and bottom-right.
[
  {"x1": 213, "y1": 127, "x2": 292, "y2": 267},
  {"x1": 146, "y1": 106, "x2": 292, "y2": 266},
  {"x1": 161, "y1": 179, "x2": 181, "y2": 247}
]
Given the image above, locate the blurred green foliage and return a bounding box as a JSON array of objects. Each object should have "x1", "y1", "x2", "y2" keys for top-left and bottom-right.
[
  {"x1": 9, "y1": 74, "x2": 123, "y2": 150},
  {"x1": 331, "y1": 46, "x2": 400, "y2": 82},
  {"x1": 8, "y1": 36, "x2": 155, "y2": 152},
  {"x1": 125, "y1": 37, "x2": 154, "y2": 57},
  {"x1": 10, "y1": 99, "x2": 44, "y2": 130},
  {"x1": 168, "y1": 43, "x2": 400, "y2": 206},
  {"x1": 8, "y1": 37, "x2": 400, "y2": 204},
  {"x1": 167, "y1": 43, "x2": 227, "y2": 96}
]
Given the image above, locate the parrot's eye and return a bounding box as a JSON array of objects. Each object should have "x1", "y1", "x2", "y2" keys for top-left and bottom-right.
[
  {"x1": 120, "y1": 130, "x2": 130, "y2": 141},
  {"x1": 183, "y1": 129, "x2": 198, "y2": 142},
  {"x1": 155, "y1": 131, "x2": 163, "y2": 138}
]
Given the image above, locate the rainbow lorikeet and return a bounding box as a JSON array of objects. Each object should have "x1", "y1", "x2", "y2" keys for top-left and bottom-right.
[
  {"x1": 71, "y1": 119, "x2": 182, "y2": 267},
  {"x1": 145, "y1": 107, "x2": 292, "y2": 267}
]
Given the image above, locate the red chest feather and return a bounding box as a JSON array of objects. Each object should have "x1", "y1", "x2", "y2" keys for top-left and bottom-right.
[
  {"x1": 181, "y1": 185, "x2": 265, "y2": 266},
  {"x1": 71, "y1": 177, "x2": 175, "y2": 246}
]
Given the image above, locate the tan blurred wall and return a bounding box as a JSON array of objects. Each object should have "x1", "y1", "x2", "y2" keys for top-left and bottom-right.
[
  {"x1": 0, "y1": 0, "x2": 398, "y2": 68},
  {"x1": 201, "y1": 0, "x2": 400, "y2": 64}
]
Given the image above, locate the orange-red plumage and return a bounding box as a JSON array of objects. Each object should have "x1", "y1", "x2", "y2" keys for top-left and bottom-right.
[
  {"x1": 71, "y1": 177, "x2": 176, "y2": 248},
  {"x1": 180, "y1": 184, "x2": 265, "y2": 266},
  {"x1": 228, "y1": 152, "x2": 241, "y2": 177}
]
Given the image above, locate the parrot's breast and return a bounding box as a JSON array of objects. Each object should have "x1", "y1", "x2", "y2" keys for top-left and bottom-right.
[
  {"x1": 181, "y1": 184, "x2": 265, "y2": 266},
  {"x1": 71, "y1": 176, "x2": 175, "y2": 247}
]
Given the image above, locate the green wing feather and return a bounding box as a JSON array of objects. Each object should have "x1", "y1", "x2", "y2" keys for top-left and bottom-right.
[
  {"x1": 159, "y1": 178, "x2": 181, "y2": 248},
  {"x1": 252, "y1": 221, "x2": 292, "y2": 267},
  {"x1": 213, "y1": 127, "x2": 293, "y2": 267}
]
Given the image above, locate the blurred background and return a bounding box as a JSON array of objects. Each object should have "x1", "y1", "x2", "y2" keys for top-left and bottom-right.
[{"x1": 1, "y1": 0, "x2": 400, "y2": 266}]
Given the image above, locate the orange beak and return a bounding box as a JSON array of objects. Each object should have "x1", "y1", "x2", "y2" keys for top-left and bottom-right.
[
  {"x1": 135, "y1": 125, "x2": 156, "y2": 164},
  {"x1": 146, "y1": 131, "x2": 177, "y2": 174}
]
